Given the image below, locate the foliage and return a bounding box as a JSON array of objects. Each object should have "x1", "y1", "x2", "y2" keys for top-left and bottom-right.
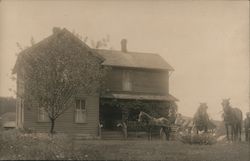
[
  {"x1": 72, "y1": 30, "x2": 112, "y2": 49},
  {"x1": 19, "y1": 29, "x2": 109, "y2": 133},
  {"x1": 0, "y1": 97, "x2": 16, "y2": 115},
  {"x1": 0, "y1": 129, "x2": 78, "y2": 160},
  {"x1": 179, "y1": 133, "x2": 217, "y2": 145}
]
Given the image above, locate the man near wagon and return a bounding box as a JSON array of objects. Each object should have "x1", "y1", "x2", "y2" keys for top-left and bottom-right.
[{"x1": 244, "y1": 112, "x2": 250, "y2": 141}]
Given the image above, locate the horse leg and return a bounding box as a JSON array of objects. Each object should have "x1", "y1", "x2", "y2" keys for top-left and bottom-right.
[
  {"x1": 148, "y1": 127, "x2": 150, "y2": 141},
  {"x1": 239, "y1": 123, "x2": 242, "y2": 141},
  {"x1": 235, "y1": 124, "x2": 238, "y2": 141},
  {"x1": 246, "y1": 126, "x2": 249, "y2": 142},
  {"x1": 245, "y1": 128, "x2": 248, "y2": 142},
  {"x1": 163, "y1": 127, "x2": 170, "y2": 141},
  {"x1": 160, "y1": 127, "x2": 165, "y2": 140},
  {"x1": 231, "y1": 125, "x2": 235, "y2": 142},
  {"x1": 160, "y1": 128, "x2": 163, "y2": 140},
  {"x1": 150, "y1": 127, "x2": 152, "y2": 141},
  {"x1": 167, "y1": 127, "x2": 171, "y2": 141},
  {"x1": 236, "y1": 125, "x2": 239, "y2": 141},
  {"x1": 226, "y1": 125, "x2": 229, "y2": 141},
  {"x1": 233, "y1": 125, "x2": 236, "y2": 141},
  {"x1": 205, "y1": 126, "x2": 208, "y2": 133}
]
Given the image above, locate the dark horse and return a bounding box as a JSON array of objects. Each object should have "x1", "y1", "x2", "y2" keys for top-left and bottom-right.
[
  {"x1": 193, "y1": 103, "x2": 210, "y2": 134},
  {"x1": 221, "y1": 99, "x2": 242, "y2": 141},
  {"x1": 138, "y1": 111, "x2": 172, "y2": 141}
]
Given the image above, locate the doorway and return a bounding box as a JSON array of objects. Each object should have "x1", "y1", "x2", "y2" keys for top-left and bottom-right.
[{"x1": 100, "y1": 105, "x2": 122, "y2": 130}]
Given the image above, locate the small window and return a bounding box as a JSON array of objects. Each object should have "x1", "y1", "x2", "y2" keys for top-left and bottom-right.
[
  {"x1": 123, "y1": 70, "x2": 132, "y2": 91},
  {"x1": 38, "y1": 107, "x2": 49, "y2": 122},
  {"x1": 75, "y1": 99, "x2": 87, "y2": 123}
]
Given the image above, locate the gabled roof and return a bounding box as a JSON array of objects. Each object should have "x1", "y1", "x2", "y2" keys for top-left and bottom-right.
[
  {"x1": 13, "y1": 28, "x2": 174, "y2": 73},
  {"x1": 12, "y1": 28, "x2": 104, "y2": 74},
  {"x1": 93, "y1": 49, "x2": 174, "y2": 71}
]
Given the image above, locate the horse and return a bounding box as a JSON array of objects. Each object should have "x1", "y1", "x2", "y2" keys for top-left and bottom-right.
[
  {"x1": 193, "y1": 103, "x2": 210, "y2": 134},
  {"x1": 221, "y1": 98, "x2": 242, "y2": 141},
  {"x1": 138, "y1": 111, "x2": 172, "y2": 141}
]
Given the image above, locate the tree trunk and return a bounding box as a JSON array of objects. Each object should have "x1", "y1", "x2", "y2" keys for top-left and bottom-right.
[{"x1": 50, "y1": 119, "x2": 55, "y2": 134}]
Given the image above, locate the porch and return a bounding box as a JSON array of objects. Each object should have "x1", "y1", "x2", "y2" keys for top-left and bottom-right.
[{"x1": 99, "y1": 96, "x2": 177, "y2": 140}]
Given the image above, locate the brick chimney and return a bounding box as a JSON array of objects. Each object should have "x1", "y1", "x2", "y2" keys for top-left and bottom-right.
[{"x1": 121, "y1": 39, "x2": 127, "y2": 52}]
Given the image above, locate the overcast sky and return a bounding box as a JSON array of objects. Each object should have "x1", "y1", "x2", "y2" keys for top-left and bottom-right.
[{"x1": 0, "y1": 0, "x2": 249, "y2": 120}]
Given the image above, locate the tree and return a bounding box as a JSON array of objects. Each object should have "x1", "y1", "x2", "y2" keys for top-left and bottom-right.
[
  {"x1": 72, "y1": 31, "x2": 112, "y2": 49},
  {"x1": 19, "y1": 31, "x2": 109, "y2": 133}
]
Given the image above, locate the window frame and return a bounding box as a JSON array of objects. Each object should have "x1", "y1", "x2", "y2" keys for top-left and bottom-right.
[
  {"x1": 122, "y1": 70, "x2": 132, "y2": 91},
  {"x1": 74, "y1": 99, "x2": 87, "y2": 123},
  {"x1": 37, "y1": 106, "x2": 50, "y2": 122}
]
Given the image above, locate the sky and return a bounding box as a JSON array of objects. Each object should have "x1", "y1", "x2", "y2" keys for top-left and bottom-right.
[{"x1": 0, "y1": 0, "x2": 249, "y2": 120}]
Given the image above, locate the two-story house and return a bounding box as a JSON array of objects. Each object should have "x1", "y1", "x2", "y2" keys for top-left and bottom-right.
[{"x1": 13, "y1": 28, "x2": 177, "y2": 139}]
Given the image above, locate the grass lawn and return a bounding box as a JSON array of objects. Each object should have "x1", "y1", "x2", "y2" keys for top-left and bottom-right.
[
  {"x1": 0, "y1": 130, "x2": 249, "y2": 160},
  {"x1": 74, "y1": 140, "x2": 250, "y2": 161}
]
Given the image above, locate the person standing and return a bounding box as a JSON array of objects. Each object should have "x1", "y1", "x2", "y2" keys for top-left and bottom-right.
[{"x1": 244, "y1": 112, "x2": 250, "y2": 141}]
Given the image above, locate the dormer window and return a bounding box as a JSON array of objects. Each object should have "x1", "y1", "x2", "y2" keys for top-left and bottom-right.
[{"x1": 122, "y1": 70, "x2": 132, "y2": 91}]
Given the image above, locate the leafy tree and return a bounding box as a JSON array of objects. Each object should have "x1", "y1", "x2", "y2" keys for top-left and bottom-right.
[
  {"x1": 18, "y1": 30, "x2": 109, "y2": 133},
  {"x1": 72, "y1": 31, "x2": 112, "y2": 49}
]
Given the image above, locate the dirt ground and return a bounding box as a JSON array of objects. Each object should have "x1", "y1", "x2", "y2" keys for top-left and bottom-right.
[{"x1": 74, "y1": 140, "x2": 250, "y2": 161}]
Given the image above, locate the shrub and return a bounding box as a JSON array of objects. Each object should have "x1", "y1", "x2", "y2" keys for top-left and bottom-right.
[
  {"x1": 0, "y1": 129, "x2": 78, "y2": 160},
  {"x1": 179, "y1": 133, "x2": 217, "y2": 145}
]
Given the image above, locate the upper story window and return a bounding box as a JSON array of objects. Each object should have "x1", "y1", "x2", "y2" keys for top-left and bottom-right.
[
  {"x1": 122, "y1": 70, "x2": 132, "y2": 91},
  {"x1": 75, "y1": 99, "x2": 87, "y2": 123},
  {"x1": 38, "y1": 106, "x2": 49, "y2": 122}
]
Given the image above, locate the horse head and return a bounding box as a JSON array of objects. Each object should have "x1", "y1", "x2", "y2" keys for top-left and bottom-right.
[
  {"x1": 138, "y1": 111, "x2": 143, "y2": 122},
  {"x1": 138, "y1": 111, "x2": 152, "y2": 123},
  {"x1": 198, "y1": 103, "x2": 208, "y2": 116},
  {"x1": 193, "y1": 103, "x2": 210, "y2": 132},
  {"x1": 221, "y1": 98, "x2": 232, "y2": 114}
]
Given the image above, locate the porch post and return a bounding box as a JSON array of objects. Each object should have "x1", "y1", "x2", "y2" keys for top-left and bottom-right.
[
  {"x1": 121, "y1": 107, "x2": 129, "y2": 140},
  {"x1": 98, "y1": 123, "x2": 102, "y2": 139},
  {"x1": 122, "y1": 122, "x2": 128, "y2": 139}
]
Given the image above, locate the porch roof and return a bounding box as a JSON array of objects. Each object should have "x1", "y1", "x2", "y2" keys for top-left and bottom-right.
[{"x1": 101, "y1": 93, "x2": 178, "y2": 101}]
